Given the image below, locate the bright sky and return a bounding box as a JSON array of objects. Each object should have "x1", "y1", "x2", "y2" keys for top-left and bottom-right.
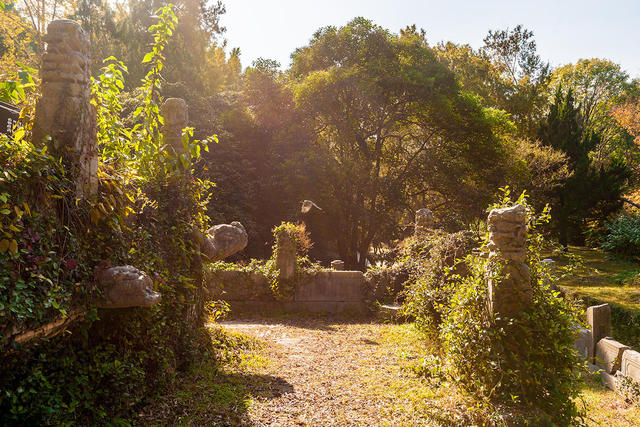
[{"x1": 222, "y1": 0, "x2": 640, "y2": 78}]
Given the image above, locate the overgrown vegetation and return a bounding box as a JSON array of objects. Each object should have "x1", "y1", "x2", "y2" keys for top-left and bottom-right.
[
  {"x1": 0, "y1": 7, "x2": 225, "y2": 423},
  {"x1": 401, "y1": 190, "x2": 586, "y2": 424},
  {"x1": 1, "y1": 0, "x2": 640, "y2": 423},
  {"x1": 205, "y1": 222, "x2": 325, "y2": 303},
  {"x1": 601, "y1": 213, "x2": 640, "y2": 258}
]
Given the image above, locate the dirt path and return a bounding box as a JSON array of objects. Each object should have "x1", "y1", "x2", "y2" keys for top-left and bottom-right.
[
  {"x1": 215, "y1": 316, "x2": 464, "y2": 426},
  {"x1": 142, "y1": 315, "x2": 640, "y2": 426}
]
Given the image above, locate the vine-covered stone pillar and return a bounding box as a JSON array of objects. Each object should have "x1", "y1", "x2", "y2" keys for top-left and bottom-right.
[
  {"x1": 161, "y1": 97, "x2": 188, "y2": 153},
  {"x1": 486, "y1": 204, "x2": 532, "y2": 318},
  {"x1": 33, "y1": 20, "x2": 97, "y2": 197},
  {"x1": 275, "y1": 230, "x2": 296, "y2": 282}
]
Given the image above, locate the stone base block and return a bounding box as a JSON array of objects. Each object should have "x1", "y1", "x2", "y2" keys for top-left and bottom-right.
[
  {"x1": 595, "y1": 338, "x2": 630, "y2": 374},
  {"x1": 621, "y1": 349, "x2": 640, "y2": 382}
]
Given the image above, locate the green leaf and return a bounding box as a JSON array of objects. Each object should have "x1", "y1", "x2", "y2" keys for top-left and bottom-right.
[{"x1": 142, "y1": 52, "x2": 155, "y2": 64}]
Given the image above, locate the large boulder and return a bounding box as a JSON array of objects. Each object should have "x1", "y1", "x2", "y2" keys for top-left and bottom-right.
[
  {"x1": 95, "y1": 265, "x2": 161, "y2": 309},
  {"x1": 196, "y1": 221, "x2": 248, "y2": 262}
]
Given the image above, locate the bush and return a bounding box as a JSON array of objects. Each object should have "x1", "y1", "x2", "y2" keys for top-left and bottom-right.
[
  {"x1": 601, "y1": 213, "x2": 640, "y2": 258},
  {"x1": 400, "y1": 230, "x2": 478, "y2": 329},
  {"x1": 440, "y1": 191, "x2": 585, "y2": 425}
]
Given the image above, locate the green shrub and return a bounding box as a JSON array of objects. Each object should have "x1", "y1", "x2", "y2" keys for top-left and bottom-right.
[
  {"x1": 440, "y1": 190, "x2": 585, "y2": 425},
  {"x1": 401, "y1": 230, "x2": 477, "y2": 329},
  {"x1": 601, "y1": 213, "x2": 640, "y2": 258}
]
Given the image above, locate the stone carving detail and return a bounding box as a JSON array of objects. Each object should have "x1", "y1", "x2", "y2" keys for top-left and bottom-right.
[
  {"x1": 33, "y1": 20, "x2": 97, "y2": 197},
  {"x1": 95, "y1": 264, "x2": 161, "y2": 309},
  {"x1": 196, "y1": 221, "x2": 248, "y2": 262},
  {"x1": 161, "y1": 98, "x2": 188, "y2": 153},
  {"x1": 486, "y1": 204, "x2": 531, "y2": 317},
  {"x1": 415, "y1": 208, "x2": 434, "y2": 235},
  {"x1": 622, "y1": 349, "x2": 640, "y2": 382}
]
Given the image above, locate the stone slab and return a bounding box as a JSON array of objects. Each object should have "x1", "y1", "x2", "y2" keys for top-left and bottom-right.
[
  {"x1": 595, "y1": 338, "x2": 629, "y2": 374},
  {"x1": 587, "y1": 303, "x2": 611, "y2": 362},
  {"x1": 294, "y1": 271, "x2": 364, "y2": 302},
  {"x1": 621, "y1": 349, "x2": 640, "y2": 382},
  {"x1": 573, "y1": 325, "x2": 591, "y2": 360},
  {"x1": 601, "y1": 370, "x2": 619, "y2": 391}
]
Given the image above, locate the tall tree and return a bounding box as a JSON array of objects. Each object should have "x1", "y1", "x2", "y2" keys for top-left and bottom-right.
[
  {"x1": 290, "y1": 18, "x2": 507, "y2": 268},
  {"x1": 15, "y1": 0, "x2": 76, "y2": 54},
  {"x1": 539, "y1": 87, "x2": 630, "y2": 246},
  {"x1": 550, "y1": 59, "x2": 639, "y2": 165},
  {"x1": 0, "y1": 1, "x2": 37, "y2": 74},
  {"x1": 480, "y1": 25, "x2": 551, "y2": 137},
  {"x1": 613, "y1": 99, "x2": 640, "y2": 144}
]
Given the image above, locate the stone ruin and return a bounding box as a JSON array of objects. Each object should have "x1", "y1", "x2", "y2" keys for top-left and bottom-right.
[
  {"x1": 27, "y1": 20, "x2": 249, "y2": 311},
  {"x1": 486, "y1": 204, "x2": 532, "y2": 318},
  {"x1": 414, "y1": 208, "x2": 434, "y2": 235},
  {"x1": 195, "y1": 221, "x2": 249, "y2": 262},
  {"x1": 161, "y1": 97, "x2": 188, "y2": 153},
  {"x1": 33, "y1": 20, "x2": 97, "y2": 198},
  {"x1": 275, "y1": 230, "x2": 297, "y2": 281},
  {"x1": 94, "y1": 264, "x2": 161, "y2": 309}
]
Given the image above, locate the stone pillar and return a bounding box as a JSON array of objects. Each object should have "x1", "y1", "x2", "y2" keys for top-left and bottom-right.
[
  {"x1": 161, "y1": 98, "x2": 188, "y2": 153},
  {"x1": 415, "y1": 208, "x2": 434, "y2": 235},
  {"x1": 487, "y1": 204, "x2": 531, "y2": 318},
  {"x1": 33, "y1": 20, "x2": 97, "y2": 197},
  {"x1": 275, "y1": 232, "x2": 296, "y2": 282},
  {"x1": 587, "y1": 303, "x2": 611, "y2": 363}
]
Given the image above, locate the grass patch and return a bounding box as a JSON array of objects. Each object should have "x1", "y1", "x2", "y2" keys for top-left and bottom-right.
[
  {"x1": 578, "y1": 370, "x2": 640, "y2": 426},
  {"x1": 554, "y1": 246, "x2": 640, "y2": 347}
]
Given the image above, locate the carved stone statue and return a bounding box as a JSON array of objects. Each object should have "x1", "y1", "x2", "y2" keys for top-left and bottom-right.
[
  {"x1": 486, "y1": 204, "x2": 531, "y2": 317},
  {"x1": 33, "y1": 20, "x2": 97, "y2": 197},
  {"x1": 161, "y1": 98, "x2": 188, "y2": 153},
  {"x1": 95, "y1": 264, "x2": 161, "y2": 309},
  {"x1": 196, "y1": 221, "x2": 248, "y2": 262},
  {"x1": 415, "y1": 208, "x2": 434, "y2": 235}
]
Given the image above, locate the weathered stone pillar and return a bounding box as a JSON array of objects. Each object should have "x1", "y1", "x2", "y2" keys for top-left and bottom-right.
[
  {"x1": 487, "y1": 204, "x2": 531, "y2": 318},
  {"x1": 587, "y1": 303, "x2": 611, "y2": 363},
  {"x1": 415, "y1": 208, "x2": 434, "y2": 235},
  {"x1": 161, "y1": 98, "x2": 188, "y2": 153},
  {"x1": 276, "y1": 232, "x2": 296, "y2": 282},
  {"x1": 33, "y1": 20, "x2": 97, "y2": 198}
]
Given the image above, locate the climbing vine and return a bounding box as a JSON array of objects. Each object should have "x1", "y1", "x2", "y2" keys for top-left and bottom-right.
[{"x1": 0, "y1": 5, "x2": 223, "y2": 424}]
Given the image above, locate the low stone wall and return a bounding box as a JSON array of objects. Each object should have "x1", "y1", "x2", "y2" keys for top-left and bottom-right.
[
  {"x1": 205, "y1": 269, "x2": 368, "y2": 314},
  {"x1": 577, "y1": 303, "x2": 640, "y2": 394}
]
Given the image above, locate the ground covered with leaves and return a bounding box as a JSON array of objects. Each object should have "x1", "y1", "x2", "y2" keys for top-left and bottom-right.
[{"x1": 141, "y1": 314, "x2": 640, "y2": 426}]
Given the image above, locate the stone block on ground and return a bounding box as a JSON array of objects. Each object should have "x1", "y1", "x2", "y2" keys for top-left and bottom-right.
[
  {"x1": 621, "y1": 349, "x2": 640, "y2": 382},
  {"x1": 595, "y1": 338, "x2": 630, "y2": 374},
  {"x1": 573, "y1": 325, "x2": 591, "y2": 360}
]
